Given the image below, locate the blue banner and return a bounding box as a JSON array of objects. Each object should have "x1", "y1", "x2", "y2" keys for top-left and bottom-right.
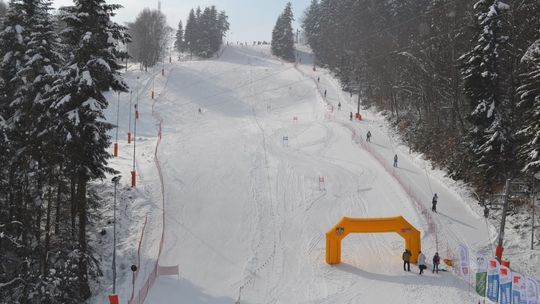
[
  {"x1": 487, "y1": 259, "x2": 500, "y2": 302},
  {"x1": 499, "y1": 265, "x2": 512, "y2": 304},
  {"x1": 488, "y1": 274, "x2": 500, "y2": 302},
  {"x1": 501, "y1": 281, "x2": 512, "y2": 304}
]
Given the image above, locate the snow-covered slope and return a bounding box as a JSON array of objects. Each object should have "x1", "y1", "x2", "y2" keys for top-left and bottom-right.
[{"x1": 102, "y1": 45, "x2": 499, "y2": 303}]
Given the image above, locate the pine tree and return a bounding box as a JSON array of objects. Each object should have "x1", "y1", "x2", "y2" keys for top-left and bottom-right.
[
  {"x1": 52, "y1": 0, "x2": 128, "y2": 298},
  {"x1": 184, "y1": 8, "x2": 197, "y2": 57},
  {"x1": 0, "y1": 0, "x2": 27, "y2": 117},
  {"x1": 460, "y1": 0, "x2": 514, "y2": 190},
  {"x1": 271, "y1": 2, "x2": 295, "y2": 62},
  {"x1": 517, "y1": 40, "x2": 540, "y2": 175},
  {"x1": 183, "y1": 6, "x2": 228, "y2": 58},
  {"x1": 174, "y1": 20, "x2": 185, "y2": 53}
]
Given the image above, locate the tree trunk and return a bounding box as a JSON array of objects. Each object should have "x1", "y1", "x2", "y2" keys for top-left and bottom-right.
[
  {"x1": 55, "y1": 175, "x2": 62, "y2": 235},
  {"x1": 70, "y1": 175, "x2": 77, "y2": 240},
  {"x1": 43, "y1": 186, "x2": 53, "y2": 276},
  {"x1": 77, "y1": 177, "x2": 91, "y2": 299}
]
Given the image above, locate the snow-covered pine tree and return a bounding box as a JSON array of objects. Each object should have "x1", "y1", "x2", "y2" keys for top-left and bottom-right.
[
  {"x1": 197, "y1": 6, "x2": 214, "y2": 58},
  {"x1": 184, "y1": 8, "x2": 197, "y2": 57},
  {"x1": 459, "y1": 0, "x2": 514, "y2": 191},
  {"x1": 0, "y1": 0, "x2": 26, "y2": 117},
  {"x1": 174, "y1": 20, "x2": 185, "y2": 53},
  {"x1": 271, "y1": 2, "x2": 295, "y2": 62},
  {"x1": 517, "y1": 40, "x2": 540, "y2": 175},
  {"x1": 52, "y1": 0, "x2": 128, "y2": 299}
]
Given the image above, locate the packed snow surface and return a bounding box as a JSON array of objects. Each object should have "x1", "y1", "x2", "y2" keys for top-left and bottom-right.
[{"x1": 104, "y1": 45, "x2": 498, "y2": 303}]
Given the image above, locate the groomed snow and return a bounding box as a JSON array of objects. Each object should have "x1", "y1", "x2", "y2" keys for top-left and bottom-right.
[{"x1": 100, "y1": 45, "x2": 500, "y2": 303}]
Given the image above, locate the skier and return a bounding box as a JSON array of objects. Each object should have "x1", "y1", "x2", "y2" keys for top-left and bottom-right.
[
  {"x1": 432, "y1": 252, "x2": 440, "y2": 273},
  {"x1": 393, "y1": 154, "x2": 398, "y2": 167},
  {"x1": 198, "y1": 108, "x2": 202, "y2": 114},
  {"x1": 366, "y1": 131, "x2": 372, "y2": 142},
  {"x1": 483, "y1": 205, "x2": 489, "y2": 218},
  {"x1": 324, "y1": 89, "x2": 327, "y2": 98},
  {"x1": 317, "y1": 76, "x2": 320, "y2": 82},
  {"x1": 418, "y1": 251, "x2": 427, "y2": 275},
  {"x1": 402, "y1": 249, "x2": 411, "y2": 272},
  {"x1": 431, "y1": 193, "x2": 438, "y2": 212},
  {"x1": 350, "y1": 112, "x2": 353, "y2": 121},
  {"x1": 338, "y1": 102, "x2": 341, "y2": 110}
]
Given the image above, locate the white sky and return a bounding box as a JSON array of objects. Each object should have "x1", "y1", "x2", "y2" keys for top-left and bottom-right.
[{"x1": 51, "y1": 0, "x2": 311, "y2": 42}]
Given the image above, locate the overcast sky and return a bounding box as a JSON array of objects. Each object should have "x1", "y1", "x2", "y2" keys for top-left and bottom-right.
[{"x1": 52, "y1": 0, "x2": 311, "y2": 42}]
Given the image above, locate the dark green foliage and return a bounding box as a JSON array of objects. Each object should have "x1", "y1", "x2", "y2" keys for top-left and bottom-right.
[
  {"x1": 0, "y1": 0, "x2": 128, "y2": 302},
  {"x1": 302, "y1": 0, "x2": 540, "y2": 195},
  {"x1": 271, "y1": 2, "x2": 295, "y2": 62},
  {"x1": 183, "y1": 6, "x2": 229, "y2": 58}
]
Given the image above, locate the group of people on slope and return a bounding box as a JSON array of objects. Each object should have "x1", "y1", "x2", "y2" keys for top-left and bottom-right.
[{"x1": 402, "y1": 249, "x2": 440, "y2": 275}]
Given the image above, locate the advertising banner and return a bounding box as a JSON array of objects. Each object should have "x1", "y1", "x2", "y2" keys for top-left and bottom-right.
[
  {"x1": 458, "y1": 243, "x2": 471, "y2": 282},
  {"x1": 527, "y1": 277, "x2": 540, "y2": 304},
  {"x1": 499, "y1": 265, "x2": 512, "y2": 304},
  {"x1": 476, "y1": 255, "x2": 488, "y2": 297},
  {"x1": 487, "y1": 259, "x2": 500, "y2": 302},
  {"x1": 512, "y1": 272, "x2": 527, "y2": 304}
]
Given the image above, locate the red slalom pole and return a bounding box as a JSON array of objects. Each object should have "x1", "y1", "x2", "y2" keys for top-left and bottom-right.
[{"x1": 131, "y1": 170, "x2": 136, "y2": 187}]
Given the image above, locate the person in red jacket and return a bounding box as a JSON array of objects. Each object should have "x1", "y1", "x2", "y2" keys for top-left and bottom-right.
[{"x1": 432, "y1": 252, "x2": 440, "y2": 273}]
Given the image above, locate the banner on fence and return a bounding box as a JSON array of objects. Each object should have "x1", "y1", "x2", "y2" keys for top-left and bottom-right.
[
  {"x1": 527, "y1": 277, "x2": 540, "y2": 304},
  {"x1": 487, "y1": 259, "x2": 500, "y2": 302},
  {"x1": 476, "y1": 254, "x2": 488, "y2": 297},
  {"x1": 512, "y1": 272, "x2": 527, "y2": 304},
  {"x1": 499, "y1": 265, "x2": 512, "y2": 304},
  {"x1": 457, "y1": 243, "x2": 471, "y2": 283}
]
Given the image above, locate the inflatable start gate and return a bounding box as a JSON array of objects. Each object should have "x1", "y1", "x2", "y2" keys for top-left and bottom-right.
[{"x1": 326, "y1": 216, "x2": 421, "y2": 264}]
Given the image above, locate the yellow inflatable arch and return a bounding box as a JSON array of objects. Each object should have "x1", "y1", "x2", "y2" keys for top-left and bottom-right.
[{"x1": 325, "y1": 216, "x2": 421, "y2": 264}]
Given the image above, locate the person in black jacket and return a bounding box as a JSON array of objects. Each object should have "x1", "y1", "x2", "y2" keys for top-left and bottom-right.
[
  {"x1": 432, "y1": 252, "x2": 440, "y2": 273},
  {"x1": 402, "y1": 249, "x2": 411, "y2": 271}
]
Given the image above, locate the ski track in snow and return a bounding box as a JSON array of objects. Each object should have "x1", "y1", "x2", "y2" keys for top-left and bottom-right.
[{"x1": 101, "y1": 45, "x2": 494, "y2": 304}]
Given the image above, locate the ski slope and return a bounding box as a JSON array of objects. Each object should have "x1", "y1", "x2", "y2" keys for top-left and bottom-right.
[{"x1": 115, "y1": 45, "x2": 494, "y2": 303}]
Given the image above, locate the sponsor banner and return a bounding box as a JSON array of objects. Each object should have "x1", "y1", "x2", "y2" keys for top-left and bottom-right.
[
  {"x1": 499, "y1": 265, "x2": 512, "y2": 304},
  {"x1": 476, "y1": 255, "x2": 488, "y2": 297},
  {"x1": 458, "y1": 243, "x2": 471, "y2": 282},
  {"x1": 527, "y1": 277, "x2": 540, "y2": 304},
  {"x1": 487, "y1": 259, "x2": 500, "y2": 302},
  {"x1": 512, "y1": 272, "x2": 527, "y2": 304}
]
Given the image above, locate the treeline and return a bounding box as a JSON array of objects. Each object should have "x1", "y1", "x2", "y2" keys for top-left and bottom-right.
[
  {"x1": 0, "y1": 0, "x2": 128, "y2": 302},
  {"x1": 271, "y1": 2, "x2": 295, "y2": 62},
  {"x1": 302, "y1": 0, "x2": 540, "y2": 199},
  {"x1": 174, "y1": 6, "x2": 229, "y2": 58}
]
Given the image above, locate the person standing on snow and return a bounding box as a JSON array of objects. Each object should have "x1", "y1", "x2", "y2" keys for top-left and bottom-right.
[
  {"x1": 432, "y1": 252, "x2": 440, "y2": 273},
  {"x1": 402, "y1": 249, "x2": 411, "y2": 271},
  {"x1": 418, "y1": 251, "x2": 427, "y2": 275},
  {"x1": 324, "y1": 89, "x2": 327, "y2": 98},
  {"x1": 366, "y1": 131, "x2": 372, "y2": 142},
  {"x1": 431, "y1": 193, "x2": 438, "y2": 212},
  {"x1": 338, "y1": 102, "x2": 341, "y2": 110},
  {"x1": 350, "y1": 112, "x2": 353, "y2": 121},
  {"x1": 393, "y1": 154, "x2": 398, "y2": 167}
]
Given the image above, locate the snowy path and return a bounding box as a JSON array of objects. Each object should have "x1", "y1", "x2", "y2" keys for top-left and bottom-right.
[{"x1": 121, "y1": 45, "x2": 492, "y2": 303}]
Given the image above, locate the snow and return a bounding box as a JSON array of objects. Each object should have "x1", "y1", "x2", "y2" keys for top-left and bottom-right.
[
  {"x1": 94, "y1": 45, "x2": 539, "y2": 304},
  {"x1": 80, "y1": 70, "x2": 93, "y2": 86}
]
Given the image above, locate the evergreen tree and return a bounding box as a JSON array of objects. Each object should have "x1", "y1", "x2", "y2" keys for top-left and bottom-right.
[
  {"x1": 271, "y1": 2, "x2": 295, "y2": 62},
  {"x1": 0, "y1": 0, "x2": 26, "y2": 117},
  {"x1": 52, "y1": 0, "x2": 128, "y2": 298},
  {"x1": 184, "y1": 8, "x2": 197, "y2": 57},
  {"x1": 460, "y1": 0, "x2": 514, "y2": 191},
  {"x1": 183, "y1": 6, "x2": 228, "y2": 58},
  {"x1": 174, "y1": 20, "x2": 185, "y2": 53},
  {"x1": 517, "y1": 40, "x2": 540, "y2": 175}
]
